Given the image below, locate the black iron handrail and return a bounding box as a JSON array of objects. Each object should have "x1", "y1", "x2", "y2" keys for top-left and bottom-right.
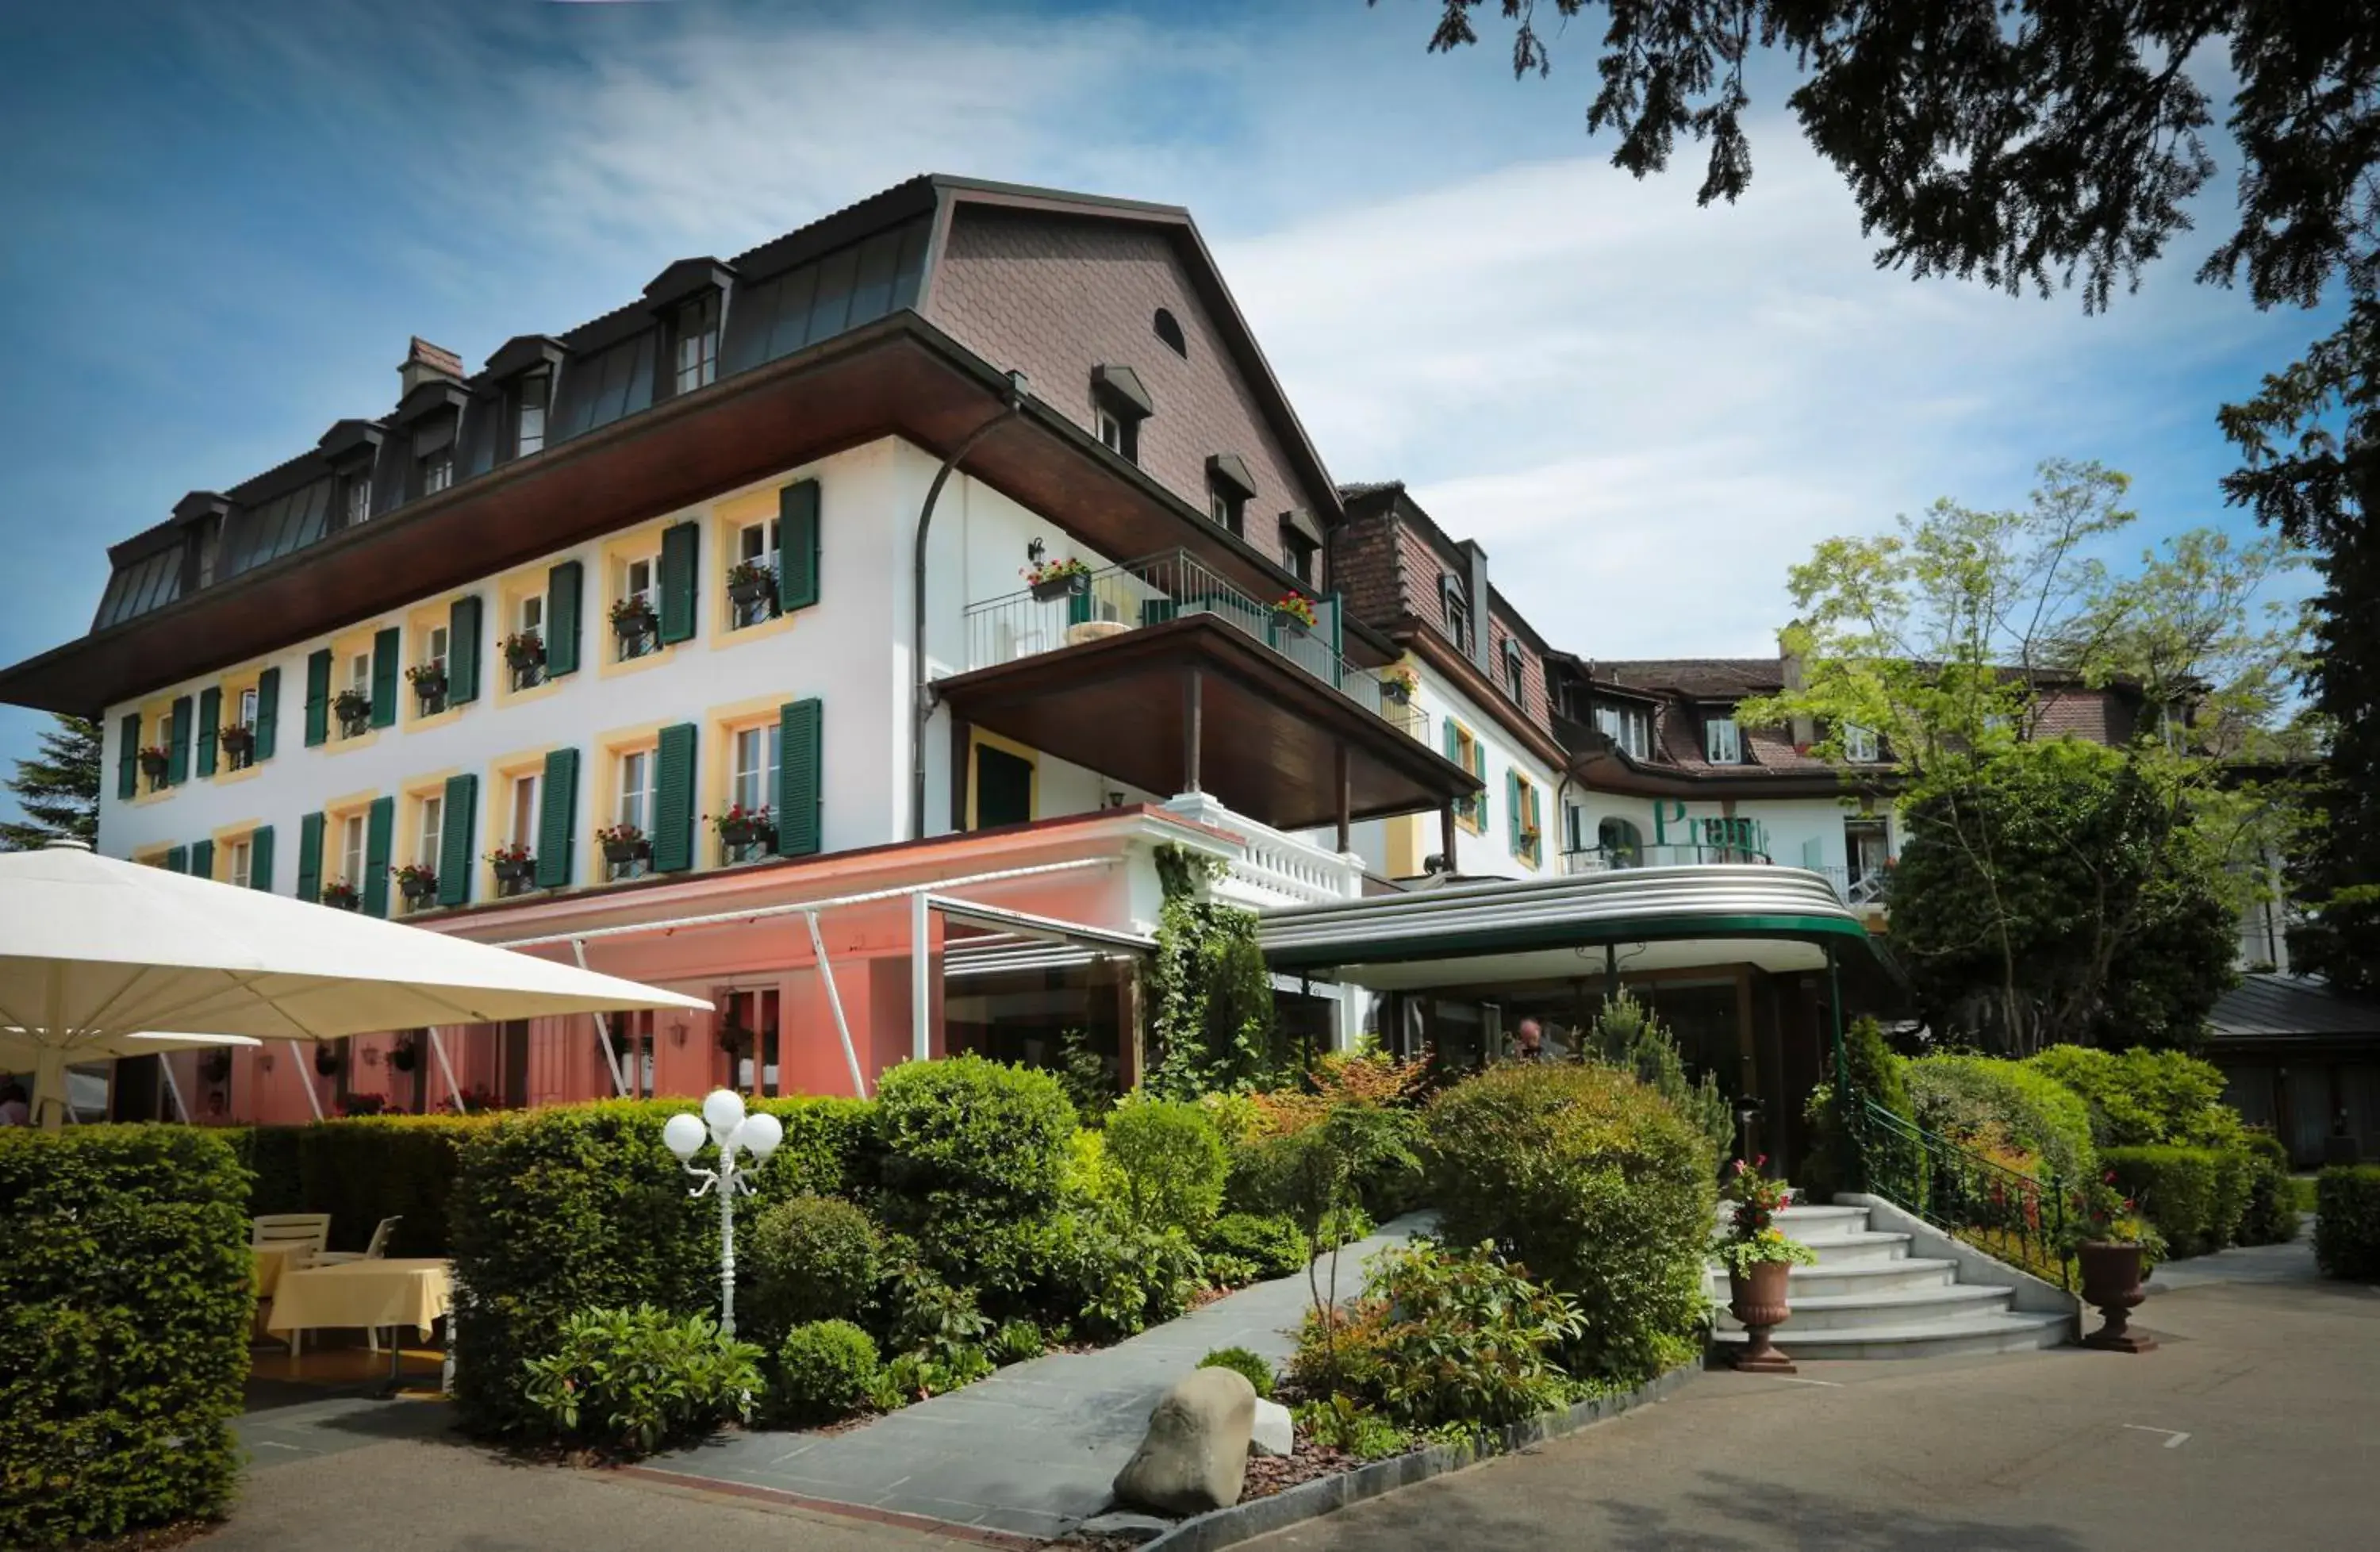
[{"x1": 1852, "y1": 1094, "x2": 2070, "y2": 1290}]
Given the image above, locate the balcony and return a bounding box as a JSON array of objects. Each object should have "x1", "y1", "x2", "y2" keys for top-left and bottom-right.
[
  {"x1": 940, "y1": 551, "x2": 1475, "y2": 835},
  {"x1": 1562, "y1": 843, "x2": 1775, "y2": 875}
]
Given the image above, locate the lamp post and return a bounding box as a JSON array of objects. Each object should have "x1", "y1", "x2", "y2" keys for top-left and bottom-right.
[{"x1": 662, "y1": 1089, "x2": 782, "y2": 1339}]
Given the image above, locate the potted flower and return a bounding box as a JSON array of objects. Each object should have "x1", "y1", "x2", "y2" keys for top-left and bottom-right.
[
  {"x1": 320, "y1": 879, "x2": 361, "y2": 912},
  {"x1": 2067, "y1": 1176, "x2": 2167, "y2": 1353},
  {"x1": 716, "y1": 1022, "x2": 755, "y2": 1058},
  {"x1": 405, "y1": 660, "x2": 448, "y2": 711},
  {"x1": 218, "y1": 721, "x2": 255, "y2": 766},
  {"x1": 333, "y1": 687, "x2": 372, "y2": 735},
  {"x1": 1271, "y1": 593, "x2": 1319, "y2": 636},
  {"x1": 396, "y1": 862, "x2": 439, "y2": 905},
  {"x1": 596, "y1": 822, "x2": 650, "y2": 866},
  {"x1": 712, "y1": 803, "x2": 774, "y2": 851},
  {"x1": 486, "y1": 840, "x2": 536, "y2": 885},
  {"x1": 139, "y1": 743, "x2": 171, "y2": 789},
  {"x1": 610, "y1": 594, "x2": 658, "y2": 640},
  {"x1": 727, "y1": 559, "x2": 778, "y2": 612},
  {"x1": 1717, "y1": 1157, "x2": 1818, "y2": 1372},
  {"x1": 314, "y1": 1043, "x2": 343, "y2": 1077},
  {"x1": 1382, "y1": 664, "x2": 1420, "y2": 705},
  {"x1": 389, "y1": 1036, "x2": 420, "y2": 1074},
  {"x1": 1023, "y1": 555, "x2": 1093, "y2": 601}
]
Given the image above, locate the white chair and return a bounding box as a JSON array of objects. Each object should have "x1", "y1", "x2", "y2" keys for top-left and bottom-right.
[
  {"x1": 313, "y1": 1216, "x2": 401, "y2": 1351},
  {"x1": 252, "y1": 1214, "x2": 331, "y2": 1356}
]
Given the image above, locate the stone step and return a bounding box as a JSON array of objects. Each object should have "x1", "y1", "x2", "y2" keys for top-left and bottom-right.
[
  {"x1": 1710, "y1": 1309, "x2": 2071, "y2": 1362},
  {"x1": 1767, "y1": 1204, "x2": 1872, "y2": 1242},
  {"x1": 1712, "y1": 1282, "x2": 2013, "y2": 1332},
  {"x1": 1714, "y1": 1257, "x2": 1963, "y2": 1300},
  {"x1": 1800, "y1": 1230, "x2": 1914, "y2": 1267}
]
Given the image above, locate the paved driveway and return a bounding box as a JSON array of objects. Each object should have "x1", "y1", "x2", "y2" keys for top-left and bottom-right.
[{"x1": 1248, "y1": 1252, "x2": 2378, "y2": 1551}]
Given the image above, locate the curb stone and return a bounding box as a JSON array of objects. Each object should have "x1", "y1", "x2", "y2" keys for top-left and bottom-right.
[{"x1": 1134, "y1": 1362, "x2": 1699, "y2": 1551}]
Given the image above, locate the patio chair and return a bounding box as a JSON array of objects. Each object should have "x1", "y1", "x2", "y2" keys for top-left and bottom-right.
[
  {"x1": 313, "y1": 1216, "x2": 401, "y2": 1352},
  {"x1": 251, "y1": 1214, "x2": 331, "y2": 1355}
]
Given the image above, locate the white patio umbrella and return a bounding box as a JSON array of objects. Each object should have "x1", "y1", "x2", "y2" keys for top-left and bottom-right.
[
  {"x1": 0, "y1": 839, "x2": 711, "y2": 1127},
  {"x1": 0, "y1": 1031, "x2": 259, "y2": 1124}
]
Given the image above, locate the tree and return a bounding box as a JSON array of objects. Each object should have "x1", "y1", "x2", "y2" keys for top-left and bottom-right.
[
  {"x1": 1395, "y1": 1, "x2": 2379, "y2": 986},
  {"x1": 1, "y1": 713, "x2": 101, "y2": 851},
  {"x1": 1585, "y1": 989, "x2": 1734, "y2": 1160}
]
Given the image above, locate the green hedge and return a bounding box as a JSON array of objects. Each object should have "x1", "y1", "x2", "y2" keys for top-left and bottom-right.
[
  {"x1": 223, "y1": 1116, "x2": 492, "y2": 1255},
  {"x1": 873, "y1": 1055, "x2": 1073, "y2": 1287},
  {"x1": 2027, "y1": 1046, "x2": 2240, "y2": 1149},
  {"x1": 449, "y1": 1097, "x2": 877, "y2": 1438},
  {"x1": 2102, "y1": 1145, "x2": 2249, "y2": 1259},
  {"x1": 1425, "y1": 1062, "x2": 1714, "y2": 1386},
  {"x1": 2234, "y1": 1131, "x2": 2298, "y2": 1247},
  {"x1": 1904, "y1": 1055, "x2": 2098, "y2": 1184},
  {"x1": 1, "y1": 1127, "x2": 252, "y2": 1547},
  {"x1": 2314, "y1": 1166, "x2": 2380, "y2": 1281}
]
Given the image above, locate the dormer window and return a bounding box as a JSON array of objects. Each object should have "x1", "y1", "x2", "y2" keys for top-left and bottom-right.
[
  {"x1": 1595, "y1": 702, "x2": 1650, "y2": 760},
  {"x1": 1844, "y1": 722, "x2": 1881, "y2": 763},
  {"x1": 418, "y1": 444, "x2": 453, "y2": 497},
  {"x1": 673, "y1": 291, "x2": 720, "y2": 395},
  {"x1": 1440, "y1": 573, "x2": 1472, "y2": 655},
  {"x1": 515, "y1": 369, "x2": 550, "y2": 457},
  {"x1": 1502, "y1": 639, "x2": 1525, "y2": 703},
  {"x1": 1090, "y1": 365, "x2": 1152, "y2": 467},
  {"x1": 1282, "y1": 528, "x2": 1317, "y2": 585},
  {"x1": 340, "y1": 470, "x2": 373, "y2": 528},
  {"x1": 1206, "y1": 454, "x2": 1255, "y2": 539},
  {"x1": 1705, "y1": 714, "x2": 1744, "y2": 765}
]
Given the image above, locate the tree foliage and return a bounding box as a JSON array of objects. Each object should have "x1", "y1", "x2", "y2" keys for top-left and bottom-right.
[
  {"x1": 1, "y1": 714, "x2": 100, "y2": 851},
  {"x1": 1584, "y1": 989, "x2": 1734, "y2": 1160},
  {"x1": 1146, "y1": 845, "x2": 1291, "y2": 1098}
]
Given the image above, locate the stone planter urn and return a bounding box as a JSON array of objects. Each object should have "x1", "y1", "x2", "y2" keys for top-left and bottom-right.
[
  {"x1": 2077, "y1": 1242, "x2": 2155, "y2": 1353},
  {"x1": 1727, "y1": 1261, "x2": 1797, "y2": 1373}
]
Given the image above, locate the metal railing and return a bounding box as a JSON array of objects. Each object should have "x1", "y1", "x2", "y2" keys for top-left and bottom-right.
[
  {"x1": 1852, "y1": 1095, "x2": 2069, "y2": 1289},
  {"x1": 960, "y1": 548, "x2": 1430, "y2": 742},
  {"x1": 1560, "y1": 842, "x2": 1774, "y2": 874}
]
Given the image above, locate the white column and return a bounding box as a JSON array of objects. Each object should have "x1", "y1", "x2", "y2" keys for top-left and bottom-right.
[{"x1": 911, "y1": 889, "x2": 932, "y2": 1064}]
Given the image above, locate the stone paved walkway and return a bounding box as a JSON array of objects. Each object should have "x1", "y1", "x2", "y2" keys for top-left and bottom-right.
[{"x1": 645, "y1": 1213, "x2": 1430, "y2": 1541}]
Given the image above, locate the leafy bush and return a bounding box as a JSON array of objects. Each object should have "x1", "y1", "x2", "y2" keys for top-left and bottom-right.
[
  {"x1": 228, "y1": 1115, "x2": 492, "y2": 1255},
  {"x1": 874, "y1": 1055, "x2": 1073, "y2": 1285},
  {"x1": 746, "y1": 1195, "x2": 881, "y2": 1344},
  {"x1": 989, "y1": 1318, "x2": 1046, "y2": 1364},
  {"x1": 885, "y1": 1262, "x2": 991, "y2": 1365},
  {"x1": 1031, "y1": 1209, "x2": 1206, "y2": 1340},
  {"x1": 1199, "y1": 1345, "x2": 1276, "y2": 1399},
  {"x1": 1292, "y1": 1395, "x2": 1408, "y2": 1460},
  {"x1": 1293, "y1": 1239, "x2": 1584, "y2": 1428},
  {"x1": 1, "y1": 1127, "x2": 251, "y2": 1549},
  {"x1": 1584, "y1": 989, "x2": 1734, "y2": 1162},
  {"x1": 449, "y1": 1097, "x2": 876, "y2": 1438},
  {"x1": 1904, "y1": 1055, "x2": 2098, "y2": 1185},
  {"x1": 1104, "y1": 1097, "x2": 1229, "y2": 1234},
  {"x1": 2027, "y1": 1046, "x2": 2241, "y2": 1149},
  {"x1": 1204, "y1": 1211, "x2": 1311, "y2": 1278},
  {"x1": 1426, "y1": 1063, "x2": 1713, "y2": 1386},
  {"x1": 2101, "y1": 1146, "x2": 2248, "y2": 1258},
  {"x1": 867, "y1": 1346, "x2": 995, "y2": 1411},
  {"x1": 2314, "y1": 1166, "x2": 2380, "y2": 1281},
  {"x1": 2234, "y1": 1131, "x2": 2299, "y2": 1247},
  {"x1": 1146, "y1": 845, "x2": 1292, "y2": 1098},
  {"x1": 1801, "y1": 1016, "x2": 1908, "y2": 1200},
  {"x1": 520, "y1": 1305, "x2": 763, "y2": 1456},
  {"x1": 774, "y1": 1320, "x2": 879, "y2": 1425},
  {"x1": 1056, "y1": 1026, "x2": 1118, "y2": 1124}
]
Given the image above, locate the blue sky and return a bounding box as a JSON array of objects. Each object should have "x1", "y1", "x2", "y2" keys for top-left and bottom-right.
[{"x1": 0, "y1": 0, "x2": 2336, "y2": 808}]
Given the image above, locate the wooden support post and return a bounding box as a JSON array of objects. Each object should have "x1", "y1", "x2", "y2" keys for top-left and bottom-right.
[
  {"x1": 1334, "y1": 743, "x2": 1351, "y2": 853},
  {"x1": 1439, "y1": 803, "x2": 1458, "y2": 872},
  {"x1": 1115, "y1": 959, "x2": 1145, "y2": 1093},
  {"x1": 1181, "y1": 669, "x2": 1203, "y2": 793}
]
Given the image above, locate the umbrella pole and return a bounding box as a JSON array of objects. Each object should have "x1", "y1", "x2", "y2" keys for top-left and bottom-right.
[
  {"x1": 570, "y1": 938, "x2": 630, "y2": 1098},
  {"x1": 289, "y1": 1041, "x2": 326, "y2": 1121},
  {"x1": 158, "y1": 1055, "x2": 190, "y2": 1124},
  {"x1": 427, "y1": 1028, "x2": 468, "y2": 1113},
  {"x1": 804, "y1": 910, "x2": 868, "y2": 1100}
]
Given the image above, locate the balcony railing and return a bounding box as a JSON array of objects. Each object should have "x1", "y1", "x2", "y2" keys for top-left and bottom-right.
[
  {"x1": 961, "y1": 549, "x2": 1430, "y2": 742},
  {"x1": 1561, "y1": 842, "x2": 1774, "y2": 874}
]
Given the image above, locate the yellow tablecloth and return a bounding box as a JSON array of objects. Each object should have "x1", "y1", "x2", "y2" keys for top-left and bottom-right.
[
  {"x1": 252, "y1": 1243, "x2": 305, "y2": 1300},
  {"x1": 265, "y1": 1258, "x2": 453, "y2": 1337}
]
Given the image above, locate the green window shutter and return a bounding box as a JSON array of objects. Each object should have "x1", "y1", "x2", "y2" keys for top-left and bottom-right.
[
  {"x1": 196, "y1": 688, "x2": 221, "y2": 778},
  {"x1": 536, "y1": 747, "x2": 580, "y2": 889},
  {"x1": 1066, "y1": 586, "x2": 1094, "y2": 626},
  {"x1": 778, "y1": 478, "x2": 821, "y2": 613},
  {"x1": 304, "y1": 650, "x2": 332, "y2": 747},
  {"x1": 777, "y1": 698, "x2": 823, "y2": 858},
  {"x1": 296, "y1": 812, "x2": 324, "y2": 903},
  {"x1": 658, "y1": 521, "x2": 700, "y2": 643},
  {"x1": 363, "y1": 795, "x2": 395, "y2": 916},
  {"x1": 1441, "y1": 721, "x2": 1461, "y2": 822},
  {"x1": 1507, "y1": 769, "x2": 1520, "y2": 851},
  {"x1": 438, "y1": 774, "x2": 478, "y2": 907},
  {"x1": 254, "y1": 667, "x2": 281, "y2": 760},
  {"x1": 163, "y1": 844, "x2": 187, "y2": 874},
  {"x1": 117, "y1": 712, "x2": 140, "y2": 800},
  {"x1": 447, "y1": 596, "x2": 484, "y2": 705},
  {"x1": 370, "y1": 628, "x2": 401, "y2": 728},
  {"x1": 1140, "y1": 598, "x2": 1177, "y2": 627},
  {"x1": 190, "y1": 838, "x2": 214, "y2": 882},
  {"x1": 545, "y1": 561, "x2": 583, "y2": 677},
  {"x1": 167, "y1": 696, "x2": 193, "y2": 786},
  {"x1": 250, "y1": 825, "x2": 275, "y2": 892},
  {"x1": 652, "y1": 722, "x2": 698, "y2": 872}
]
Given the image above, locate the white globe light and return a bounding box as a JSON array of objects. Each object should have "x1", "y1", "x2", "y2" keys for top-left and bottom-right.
[
  {"x1": 736, "y1": 1112, "x2": 783, "y2": 1161},
  {"x1": 662, "y1": 1112, "x2": 706, "y2": 1162},
  {"x1": 702, "y1": 1088, "x2": 747, "y2": 1144}
]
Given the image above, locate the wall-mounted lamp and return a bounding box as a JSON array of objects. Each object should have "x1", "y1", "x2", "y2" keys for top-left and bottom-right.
[
  {"x1": 1027, "y1": 537, "x2": 1047, "y2": 565},
  {"x1": 669, "y1": 1021, "x2": 689, "y2": 1050}
]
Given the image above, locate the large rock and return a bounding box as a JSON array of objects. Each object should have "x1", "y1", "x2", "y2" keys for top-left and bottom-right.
[
  {"x1": 1250, "y1": 1396, "x2": 1295, "y2": 1458},
  {"x1": 1112, "y1": 1368, "x2": 1257, "y2": 1515}
]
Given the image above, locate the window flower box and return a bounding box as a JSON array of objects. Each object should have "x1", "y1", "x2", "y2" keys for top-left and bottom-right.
[
  {"x1": 597, "y1": 823, "x2": 650, "y2": 866},
  {"x1": 1272, "y1": 593, "x2": 1318, "y2": 636},
  {"x1": 1024, "y1": 556, "x2": 1093, "y2": 602},
  {"x1": 396, "y1": 863, "x2": 439, "y2": 904},
  {"x1": 333, "y1": 689, "x2": 372, "y2": 736},
  {"x1": 320, "y1": 880, "x2": 361, "y2": 912},
  {"x1": 406, "y1": 663, "x2": 447, "y2": 713},
  {"x1": 139, "y1": 744, "x2": 171, "y2": 790},
  {"x1": 487, "y1": 843, "x2": 536, "y2": 893},
  {"x1": 712, "y1": 804, "x2": 775, "y2": 851},
  {"x1": 727, "y1": 561, "x2": 778, "y2": 611},
  {"x1": 218, "y1": 723, "x2": 256, "y2": 766},
  {"x1": 502, "y1": 631, "x2": 545, "y2": 689},
  {"x1": 609, "y1": 597, "x2": 658, "y2": 641}
]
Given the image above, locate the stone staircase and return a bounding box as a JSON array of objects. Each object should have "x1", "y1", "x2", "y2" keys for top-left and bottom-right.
[{"x1": 1707, "y1": 1201, "x2": 2072, "y2": 1361}]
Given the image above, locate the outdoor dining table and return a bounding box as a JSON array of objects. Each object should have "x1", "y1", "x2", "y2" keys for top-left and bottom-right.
[
  {"x1": 251, "y1": 1242, "x2": 306, "y2": 1300},
  {"x1": 264, "y1": 1258, "x2": 454, "y2": 1389}
]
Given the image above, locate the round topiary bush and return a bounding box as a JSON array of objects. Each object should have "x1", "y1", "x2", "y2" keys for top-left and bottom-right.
[
  {"x1": 747, "y1": 1194, "x2": 883, "y2": 1343},
  {"x1": 1426, "y1": 1062, "x2": 1714, "y2": 1386},
  {"x1": 1103, "y1": 1097, "x2": 1229, "y2": 1234},
  {"x1": 776, "y1": 1320, "x2": 881, "y2": 1425},
  {"x1": 874, "y1": 1055, "x2": 1074, "y2": 1281},
  {"x1": 1197, "y1": 1344, "x2": 1276, "y2": 1399},
  {"x1": 1903, "y1": 1055, "x2": 2098, "y2": 1185}
]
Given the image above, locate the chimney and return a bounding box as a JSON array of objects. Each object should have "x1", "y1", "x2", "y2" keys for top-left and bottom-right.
[
  {"x1": 1461, "y1": 539, "x2": 1494, "y2": 676},
  {"x1": 399, "y1": 336, "x2": 466, "y2": 397}
]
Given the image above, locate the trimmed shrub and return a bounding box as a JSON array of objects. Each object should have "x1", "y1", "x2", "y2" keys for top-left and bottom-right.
[
  {"x1": 2234, "y1": 1131, "x2": 2299, "y2": 1247},
  {"x1": 1031, "y1": 1209, "x2": 1205, "y2": 1341},
  {"x1": 2102, "y1": 1146, "x2": 2248, "y2": 1259},
  {"x1": 989, "y1": 1318, "x2": 1046, "y2": 1363},
  {"x1": 449, "y1": 1097, "x2": 876, "y2": 1438},
  {"x1": 1104, "y1": 1097, "x2": 1229, "y2": 1234},
  {"x1": 2314, "y1": 1166, "x2": 2380, "y2": 1281},
  {"x1": 1585, "y1": 989, "x2": 1735, "y2": 1162},
  {"x1": 2027, "y1": 1046, "x2": 2241, "y2": 1149},
  {"x1": 1904, "y1": 1055, "x2": 2097, "y2": 1185},
  {"x1": 1204, "y1": 1211, "x2": 1311, "y2": 1278},
  {"x1": 0, "y1": 1127, "x2": 252, "y2": 1549},
  {"x1": 520, "y1": 1305, "x2": 762, "y2": 1455},
  {"x1": 225, "y1": 1116, "x2": 492, "y2": 1255},
  {"x1": 873, "y1": 1055, "x2": 1073, "y2": 1282},
  {"x1": 1199, "y1": 1344, "x2": 1276, "y2": 1399},
  {"x1": 1801, "y1": 1016, "x2": 1907, "y2": 1200},
  {"x1": 775, "y1": 1320, "x2": 880, "y2": 1425},
  {"x1": 1426, "y1": 1062, "x2": 1714, "y2": 1386},
  {"x1": 747, "y1": 1195, "x2": 882, "y2": 1345}
]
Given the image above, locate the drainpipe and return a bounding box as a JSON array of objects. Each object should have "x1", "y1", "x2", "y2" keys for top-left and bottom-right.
[{"x1": 911, "y1": 370, "x2": 1031, "y2": 841}]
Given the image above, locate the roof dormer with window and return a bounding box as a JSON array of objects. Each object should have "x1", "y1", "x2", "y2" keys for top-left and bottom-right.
[{"x1": 643, "y1": 258, "x2": 735, "y2": 401}]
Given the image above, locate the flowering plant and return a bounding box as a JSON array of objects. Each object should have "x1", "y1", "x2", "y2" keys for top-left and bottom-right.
[
  {"x1": 726, "y1": 559, "x2": 777, "y2": 590},
  {"x1": 320, "y1": 879, "x2": 361, "y2": 910},
  {"x1": 1022, "y1": 555, "x2": 1092, "y2": 588},
  {"x1": 710, "y1": 803, "x2": 774, "y2": 839},
  {"x1": 395, "y1": 862, "x2": 438, "y2": 890},
  {"x1": 405, "y1": 662, "x2": 447, "y2": 688},
  {"x1": 1715, "y1": 1157, "x2": 1818, "y2": 1274},
  {"x1": 609, "y1": 595, "x2": 657, "y2": 626},
  {"x1": 2064, "y1": 1174, "x2": 2167, "y2": 1258},
  {"x1": 1383, "y1": 664, "x2": 1420, "y2": 699},
  {"x1": 1273, "y1": 593, "x2": 1319, "y2": 628},
  {"x1": 486, "y1": 840, "x2": 532, "y2": 867},
  {"x1": 595, "y1": 822, "x2": 647, "y2": 848},
  {"x1": 503, "y1": 630, "x2": 544, "y2": 662},
  {"x1": 333, "y1": 687, "x2": 371, "y2": 719},
  {"x1": 139, "y1": 743, "x2": 171, "y2": 768}
]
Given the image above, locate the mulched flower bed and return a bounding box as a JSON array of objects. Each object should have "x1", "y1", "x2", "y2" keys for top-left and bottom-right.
[{"x1": 1242, "y1": 1435, "x2": 1368, "y2": 1499}]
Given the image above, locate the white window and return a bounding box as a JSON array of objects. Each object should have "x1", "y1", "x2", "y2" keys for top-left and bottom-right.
[
  {"x1": 1844, "y1": 723, "x2": 1881, "y2": 763},
  {"x1": 509, "y1": 773, "x2": 540, "y2": 847},
  {"x1": 1595, "y1": 703, "x2": 1650, "y2": 761},
  {"x1": 675, "y1": 294, "x2": 720, "y2": 394},
  {"x1": 738, "y1": 518, "x2": 779, "y2": 570},
  {"x1": 618, "y1": 750, "x2": 653, "y2": 834},
  {"x1": 237, "y1": 686, "x2": 258, "y2": 729},
  {"x1": 732, "y1": 724, "x2": 780, "y2": 815},
  {"x1": 420, "y1": 450, "x2": 453, "y2": 495},
  {"x1": 342, "y1": 474, "x2": 372, "y2": 527},
  {"x1": 426, "y1": 624, "x2": 449, "y2": 674},
  {"x1": 516, "y1": 371, "x2": 549, "y2": 456},
  {"x1": 520, "y1": 594, "x2": 544, "y2": 636},
  {"x1": 419, "y1": 794, "x2": 444, "y2": 871},
  {"x1": 228, "y1": 838, "x2": 252, "y2": 889},
  {"x1": 624, "y1": 555, "x2": 655, "y2": 607},
  {"x1": 1095, "y1": 405, "x2": 1124, "y2": 454},
  {"x1": 340, "y1": 813, "x2": 367, "y2": 890},
  {"x1": 1706, "y1": 716, "x2": 1742, "y2": 765},
  {"x1": 347, "y1": 651, "x2": 370, "y2": 694}
]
